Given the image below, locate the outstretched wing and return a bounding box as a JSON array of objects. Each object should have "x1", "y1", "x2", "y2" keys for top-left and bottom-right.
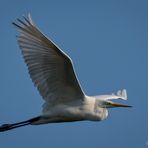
[{"x1": 13, "y1": 15, "x2": 85, "y2": 110}]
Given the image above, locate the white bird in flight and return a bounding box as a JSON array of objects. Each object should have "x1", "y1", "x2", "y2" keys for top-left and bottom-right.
[{"x1": 0, "y1": 15, "x2": 131, "y2": 132}]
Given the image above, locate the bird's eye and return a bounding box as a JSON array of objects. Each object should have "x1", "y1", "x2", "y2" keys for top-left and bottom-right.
[{"x1": 106, "y1": 102, "x2": 111, "y2": 106}]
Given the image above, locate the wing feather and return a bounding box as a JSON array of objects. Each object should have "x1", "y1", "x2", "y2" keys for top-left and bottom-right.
[{"x1": 13, "y1": 15, "x2": 85, "y2": 110}]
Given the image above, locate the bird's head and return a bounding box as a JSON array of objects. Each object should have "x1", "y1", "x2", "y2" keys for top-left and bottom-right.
[
  {"x1": 93, "y1": 90, "x2": 131, "y2": 121},
  {"x1": 99, "y1": 100, "x2": 132, "y2": 108},
  {"x1": 96, "y1": 89, "x2": 132, "y2": 108}
]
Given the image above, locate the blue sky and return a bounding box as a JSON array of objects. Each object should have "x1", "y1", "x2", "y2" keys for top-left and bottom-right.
[{"x1": 0, "y1": 0, "x2": 147, "y2": 147}]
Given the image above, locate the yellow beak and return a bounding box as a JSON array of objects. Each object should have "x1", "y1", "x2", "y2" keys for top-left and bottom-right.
[{"x1": 111, "y1": 102, "x2": 132, "y2": 108}]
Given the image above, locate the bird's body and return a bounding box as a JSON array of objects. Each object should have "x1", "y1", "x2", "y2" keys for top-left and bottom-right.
[
  {"x1": 0, "y1": 15, "x2": 131, "y2": 132},
  {"x1": 32, "y1": 96, "x2": 107, "y2": 125}
]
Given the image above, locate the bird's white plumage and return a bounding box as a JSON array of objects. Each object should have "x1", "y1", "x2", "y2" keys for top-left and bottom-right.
[
  {"x1": 97, "y1": 89, "x2": 128, "y2": 101},
  {"x1": 0, "y1": 15, "x2": 131, "y2": 132},
  {"x1": 14, "y1": 15, "x2": 85, "y2": 113}
]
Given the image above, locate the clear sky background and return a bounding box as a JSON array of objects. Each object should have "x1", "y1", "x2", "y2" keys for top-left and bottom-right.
[{"x1": 0, "y1": 0, "x2": 147, "y2": 147}]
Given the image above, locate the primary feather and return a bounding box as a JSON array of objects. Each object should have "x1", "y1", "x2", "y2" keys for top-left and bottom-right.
[{"x1": 13, "y1": 15, "x2": 85, "y2": 112}]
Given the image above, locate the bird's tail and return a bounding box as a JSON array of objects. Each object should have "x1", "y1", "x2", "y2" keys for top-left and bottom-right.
[
  {"x1": 0, "y1": 116, "x2": 41, "y2": 132},
  {"x1": 116, "y1": 89, "x2": 128, "y2": 100}
]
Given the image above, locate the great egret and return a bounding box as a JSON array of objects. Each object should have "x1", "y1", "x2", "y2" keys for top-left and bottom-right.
[{"x1": 0, "y1": 15, "x2": 131, "y2": 132}]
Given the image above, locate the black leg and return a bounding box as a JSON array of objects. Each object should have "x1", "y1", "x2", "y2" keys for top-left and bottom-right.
[{"x1": 0, "y1": 116, "x2": 41, "y2": 132}]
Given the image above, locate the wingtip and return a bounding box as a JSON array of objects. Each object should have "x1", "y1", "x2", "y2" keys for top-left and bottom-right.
[
  {"x1": 116, "y1": 89, "x2": 128, "y2": 100},
  {"x1": 27, "y1": 13, "x2": 34, "y2": 25}
]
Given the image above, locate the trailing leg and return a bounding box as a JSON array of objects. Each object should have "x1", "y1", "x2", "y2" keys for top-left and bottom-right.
[{"x1": 0, "y1": 116, "x2": 41, "y2": 132}]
